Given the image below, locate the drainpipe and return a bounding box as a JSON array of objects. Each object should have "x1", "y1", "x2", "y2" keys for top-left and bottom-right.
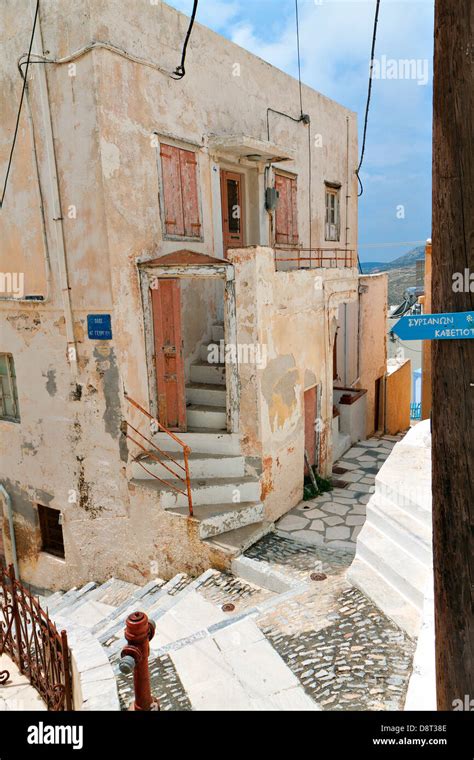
[
  {"x1": 0, "y1": 485, "x2": 19, "y2": 579},
  {"x1": 29, "y1": 0, "x2": 77, "y2": 375}
]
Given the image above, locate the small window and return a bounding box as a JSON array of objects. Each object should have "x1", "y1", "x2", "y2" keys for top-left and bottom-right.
[
  {"x1": 38, "y1": 505, "x2": 65, "y2": 558},
  {"x1": 0, "y1": 354, "x2": 20, "y2": 422},
  {"x1": 274, "y1": 173, "x2": 298, "y2": 246},
  {"x1": 325, "y1": 187, "x2": 340, "y2": 242},
  {"x1": 159, "y1": 143, "x2": 201, "y2": 239}
]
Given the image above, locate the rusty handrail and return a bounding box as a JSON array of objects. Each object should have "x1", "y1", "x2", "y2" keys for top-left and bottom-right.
[
  {"x1": 274, "y1": 247, "x2": 356, "y2": 268},
  {"x1": 123, "y1": 394, "x2": 193, "y2": 516}
]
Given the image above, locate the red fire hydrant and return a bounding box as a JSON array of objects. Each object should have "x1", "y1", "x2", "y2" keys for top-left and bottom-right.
[{"x1": 119, "y1": 611, "x2": 160, "y2": 711}]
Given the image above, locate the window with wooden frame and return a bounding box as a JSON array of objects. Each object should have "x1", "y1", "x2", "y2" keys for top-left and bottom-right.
[
  {"x1": 220, "y1": 170, "x2": 245, "y2": 250},
  {"x1": 38, "y1": 505, "x2": 65, "y2": 558},
  {"x1": 159, "y1": 143, "x2": 202, "y2": 239},
  {"x1": 325, "y1": 186, "x2": 341, "y2": 242},
  {"x1": 274, "y1": 173, "x2": 299, "y2": 246},
  {"x1": 0, "y1": 353, "x2": 20, "y2": 422}
]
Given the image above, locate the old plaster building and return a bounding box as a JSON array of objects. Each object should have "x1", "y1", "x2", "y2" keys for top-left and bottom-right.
[{"x1": 0, "y1": 0, "x2": 377, "y2": 591}]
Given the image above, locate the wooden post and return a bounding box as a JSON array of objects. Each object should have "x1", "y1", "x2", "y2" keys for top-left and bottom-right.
[{"x1": 432, "y1": 0, "x2": 474, "y2": 709}]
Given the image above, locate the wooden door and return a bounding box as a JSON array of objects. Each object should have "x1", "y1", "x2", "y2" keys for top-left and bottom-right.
[
  {"x1": 220, "y1": 170, "x2": 245, "y2": 252},
  {"x1": 304, "y1": 386, "x2": 317, "y2": 476},
  {"x1": 151, "y1": 279, "x2": 187, "y2": 431}
]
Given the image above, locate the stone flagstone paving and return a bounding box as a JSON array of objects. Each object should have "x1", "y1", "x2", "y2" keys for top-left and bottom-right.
[{"x1": 276, "y1": 434, "x2": 404, "y2": 550}]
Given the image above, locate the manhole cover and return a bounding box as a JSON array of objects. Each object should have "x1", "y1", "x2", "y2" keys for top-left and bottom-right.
[
  {"x1": 310, "y1": 572, "x2": 327, "y2": 581},
  {"x1": 222, "y1": 603, "x2": 235, "y2": 612}
]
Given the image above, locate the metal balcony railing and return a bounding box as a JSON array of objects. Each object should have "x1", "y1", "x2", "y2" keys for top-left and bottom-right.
[{"x1": 274, "y1": 247, "x2": 356, "y2": 270}]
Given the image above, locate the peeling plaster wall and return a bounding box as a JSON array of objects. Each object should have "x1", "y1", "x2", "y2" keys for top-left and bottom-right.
[
  {"x1": 0, "y1": 0, "x2": 359, "y2": 587},
  {"x1": 228, "y1": 247, "x2": 358, "y2": 522}
]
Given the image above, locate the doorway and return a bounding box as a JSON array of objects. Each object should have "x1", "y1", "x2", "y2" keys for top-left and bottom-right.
[
  {"x1": 151, "y1": 278, "x2": 187, "y2": 431},
  {"x1": 220, "y1": 169, "x2": 245, "y2": 251},
  {"x1": 304, "y1": 386, "x2": 318, "y2": 476}
]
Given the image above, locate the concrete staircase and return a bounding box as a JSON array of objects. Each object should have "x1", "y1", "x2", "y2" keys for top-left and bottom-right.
[
  {"x1": 186, "y1": 322, "x2": 226, "y2": 431},
  {"x1": 132, "y1": 431, "x2": 268, "y2": 547},
  {"x1": 348, "y1": 422, "x2": 432, "y2": 638},
  {"x1": 46, "y1": 571, "x2": 317, "y2": 711}
]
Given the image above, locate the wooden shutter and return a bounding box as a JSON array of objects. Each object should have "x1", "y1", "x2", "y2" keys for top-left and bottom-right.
[
  {"x1": 179, "y1": 149, "x2": 201, "y2": 237},
  {"x1": 160, "y1": 144, "x2": 201, "y2": 238},
  {"x1": 275, "y1": 174, "x2": 298, "y2": 245},
  {"x1": 160, "y1": 144, "x2": 185, "y2": 236}
]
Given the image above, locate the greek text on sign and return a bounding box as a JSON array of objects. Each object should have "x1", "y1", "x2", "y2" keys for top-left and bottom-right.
[{"x1": 392, "y1": 311, "x2": 474, "y2": 341}]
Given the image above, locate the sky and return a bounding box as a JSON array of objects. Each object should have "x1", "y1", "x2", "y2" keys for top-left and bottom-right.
[{"x1": 167, "y1": 0, "x2": 434, "y2": 262}]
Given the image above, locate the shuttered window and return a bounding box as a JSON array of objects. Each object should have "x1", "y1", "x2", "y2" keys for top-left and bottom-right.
[
  {"x1": 325, "y1": 188, "x2": 341, "y2": 241},
  {"x1": 0, "y1": 353, "x2": 20, "y2": 422},
  {"x1": 275, "y1": 173, "x2": 298, "y2": 246},
  {"x1": 38, "y1": 505, "x2": 65, "y2": 558},
  {"x1": 160, "y1": 144, "x2": 201, "y2": 238}
]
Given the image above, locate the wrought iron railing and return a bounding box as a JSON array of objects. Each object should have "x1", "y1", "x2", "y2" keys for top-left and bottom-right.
[
  {"x1": 0, "y1": 564, "x2": 73, "y2": 710},
  {"x1": 274, "y1": 247, "x2": 356, "y2": 269},
  {"x1": 122, "y1": 393, "x2": 193, "y2": 516}
]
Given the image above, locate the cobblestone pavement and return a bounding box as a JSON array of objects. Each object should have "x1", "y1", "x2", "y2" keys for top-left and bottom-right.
[
  {"x1": 245, "y1": 534, "x2": 415, "y2": 710},
  {"x1": 276, "y1": 434, "x2": 404, "y2": 550}
]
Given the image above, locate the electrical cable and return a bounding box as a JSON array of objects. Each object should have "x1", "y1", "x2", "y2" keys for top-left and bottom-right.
[
  {"x1": 356, "y1": 0, "x2": 381, "y2": 198},
  {"x1": 171, "y1": 0, "x2": 198, "y2": 79},
  {"x1": 0, "y1": 0, "x2": 39, "y2": 209},
  {"x1": 295, "y1": 0, "x2": 304, "y2": 118}
]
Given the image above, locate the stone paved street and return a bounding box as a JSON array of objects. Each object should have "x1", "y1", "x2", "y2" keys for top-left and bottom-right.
[
  {"x1": 276, "y1": 435, "x2": 404, "y2": 550},
  {"x1": 245, "y1": 533, "x2": 415, "y2": 710}
]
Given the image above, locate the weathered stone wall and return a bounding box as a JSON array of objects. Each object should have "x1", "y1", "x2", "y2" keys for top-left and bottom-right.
[{"x1": 229, "y1": 247, "x2": 358, "y2": 522}]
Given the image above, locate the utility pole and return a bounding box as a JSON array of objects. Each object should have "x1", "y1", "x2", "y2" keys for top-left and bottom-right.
[{"x1": 431, "y1": 0, "x2": 474, "y2": 709}]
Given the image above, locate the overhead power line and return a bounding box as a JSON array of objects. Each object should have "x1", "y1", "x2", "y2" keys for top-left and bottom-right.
[
  {"x1": 171, "y1": 0, "x2": 199, "y2": 79},
  {"x1": 0, "y1": 0, "x2": 39, "y2": 210},
  {"x1": 356, "y1": 0, "x2": 381, "y2": 198}
]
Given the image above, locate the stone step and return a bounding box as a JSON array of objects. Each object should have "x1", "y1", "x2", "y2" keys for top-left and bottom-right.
[
  {"x1": 162, "y1": 614, "x2": 318, "y2": 711},
  {"x1": 199, "y1": 342, "x2": 225, "y2": 363},
  {"x1": 212, "y1": 323, "x2": 224, "y2": 341},
  {"x1": 64, "y1": 599, "x2": 117, "y2": 630},
  {"x1": 354, "y1": 522, "x2": 427, "y2": 610},
  {"x1": 374, "y1": 485, "x2": 432, "y2": 530},
  {"x1": 205, "y1": 521, "x2": 274, "y2": 555},
  {"x1": 366, "y1": 497, "x2": 431, "y2": 565},
  {"x1": 93, "y1": 573, "x2": 192, "y2": 645},
  {"x1": 185, "y1": 382, "x2": 226, "y2": 408},
  {"x1": 348, "y1": 555, "x2": 422, "y2": 638},
  {"x1": 102, "y1": 571, "x2": 217, "y2": 660},
  {"x1": 132, "y1": 451, "x2": 245, "y2": 481},
  {"x1": 167, "y1": 501, "x2": 264, "y2": 539},
  {"x1": 186, "y1": 404, "x2": 227, "y2": 430},
  {"x1": 157, "y1": 476, "x2": 261, "y2": 508},
  {"x1": 151, "y1": 431, "x2": 241, "y2": 455},
  {"x1": 190, "y1": 361, "x2": 226, "y2": 386}
]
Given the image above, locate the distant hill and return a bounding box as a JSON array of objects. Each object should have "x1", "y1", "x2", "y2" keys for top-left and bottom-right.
[
  {"x1": 360, "y1": 245, "x2": 426, "y2": 305},
  {"x1": 360, "y1": 245, "x2": 425, "y2": 274}
]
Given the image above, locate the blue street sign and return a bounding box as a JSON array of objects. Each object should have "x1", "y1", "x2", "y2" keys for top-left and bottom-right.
[
  {"x1": 392, "y1": 311, "x2": 474, "y2": 341},
  {"x1": 87, "y1": 314, "x2": 112, "y2": 340}
]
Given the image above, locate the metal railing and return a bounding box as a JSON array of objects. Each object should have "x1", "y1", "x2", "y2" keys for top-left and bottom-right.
[
  {"x1": 122, "y1": 394, "x2": 193, "y2": 516},
  {"x1": 0, "y1": 564, "x2": 73, "y2": 710},
  {"x1": 274, "y1": 247, "x2": 356, "y2": 269}
]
